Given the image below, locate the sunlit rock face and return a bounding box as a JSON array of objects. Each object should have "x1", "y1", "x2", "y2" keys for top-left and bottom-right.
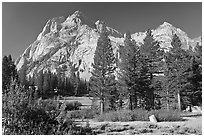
[{"x1": 16, "y1": 11, "x2": 201, "y2": 81}]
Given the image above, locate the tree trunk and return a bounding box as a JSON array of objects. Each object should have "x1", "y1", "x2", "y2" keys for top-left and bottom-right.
[
  {"x1": 177, "y1": 91, "x2": 181, "y2": 111},
  {"x1": 176, "y1": 69, "x2": 181, "y2": 111},
  {"x1": 166, "y1": 89, "x2": 170, "y2": 111},
  {"x1": 132, "y1": 93, "x2": 137, "y2": 109},
  {"x1": 152, "y1": 92, "x2": 154, "y2": 109},
  {"x1": 100, "y1": 100, "x2": 104, "y2": 115},
  {"x1": 150, "y1": 72, "x2": 154, "y2": 109},
  {"x1": 119, "y1": 98, "x2": 123, "y2": 109},
  {"x1": 129, "y1": 95, "x2": 133, "y2": 110},
  {"x1": 167, "y1": 103, "x2": 169, "y2": 111}
]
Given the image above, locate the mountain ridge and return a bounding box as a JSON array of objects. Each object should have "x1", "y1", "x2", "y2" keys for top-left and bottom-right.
[{"x1": 15, "y1": 11, "x2": 202, "y2": 81}]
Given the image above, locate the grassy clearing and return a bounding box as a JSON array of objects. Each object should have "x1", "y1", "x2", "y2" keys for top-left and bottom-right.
[{"x1": 59, "y1": 96, "x2": 93, "y2": 106}]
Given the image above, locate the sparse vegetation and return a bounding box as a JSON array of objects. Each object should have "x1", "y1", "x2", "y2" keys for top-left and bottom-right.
[
  {"x1": 95, "y1": 109, "x2": 182, "y2": 122},
  {"x1": 148, "y1": 109, "x2": 182, "y2": 122},
  {"x1": 69, "y1": 108, "x2": 99, "y2": 119}
]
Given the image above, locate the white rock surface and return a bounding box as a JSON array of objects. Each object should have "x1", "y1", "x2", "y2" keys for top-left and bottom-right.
[
  {"x1": 15, "y1": 11, "x2": 201, "y2": 81},
  {"x1": 149, "y1": 115, "x2": 157, "y2": 123}
]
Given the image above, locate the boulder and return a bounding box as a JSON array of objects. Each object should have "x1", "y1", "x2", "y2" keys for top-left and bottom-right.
[
  {"x1": 192, "y1": 106, "x2": 202, "y2": 113},
  {"x1": 149, "y1": 115, "x2": 157, "y2": 123}
]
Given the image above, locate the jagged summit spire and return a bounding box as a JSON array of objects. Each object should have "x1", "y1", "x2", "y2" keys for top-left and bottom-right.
[
  {"x1": 72, "y1": 10, "x2": 84, "y2": 17},
  {"x1": 66, "y1": 10, "x2": 86, "y2": 20},
  {"x1": 64, "y1": 10, "x2": 95, "y2": 28},
  {"x1": 160, "y1": 21, "x2": 173, "y2": 27}
]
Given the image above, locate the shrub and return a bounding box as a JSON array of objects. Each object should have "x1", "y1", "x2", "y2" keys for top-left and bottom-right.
[
  {"x1": 2, "y1": 91, "x2": 59, "y2": 134},
  {"x1": 35, "y1": 99, "x2": 61, "y2": 119},
  {"x1": 60, "y1": 101, "x2": 82, "y2": 111},
  {"x1": 95, "y1": 110, "x2": 133, "y2": 122},
  {"x1": 132, "y1": 109, "x2": 149, "y2": 121},
  {"x1": 95, "y1": 109, "x2": 182, "y2": 122},
  {"x1": 148, "y1": 109, "x2": 182, "y2": 122},
  {"x1": 117, "y1": 110, "x2": 134, "y2": 122},
  {"x1": 70, "y1": 108, "x2": 99, "y2": 119},
  {"x1": 95, "y1": 109, "x2": 149, "y2": 122},
  {"x1": 95, "y1": 111, "x2": 117, "y2": 122},
  {"x1": 2, "y1": 84, "x2": 93, "y2": 135}
]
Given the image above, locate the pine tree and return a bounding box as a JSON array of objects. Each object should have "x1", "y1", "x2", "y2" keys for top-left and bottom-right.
[
  {"x1": 8, "y1": 55, "x2": 18, "y2": 82},
  {"x1": 50, "y1": 73, "x2": 58, "y2": 92},
  {"x1": 28, "y1": 75, "x2": 35, "y2": 86},
  {"x1": 18, "y1": 57, "x2": 28, "y2": 86},
  {"x1": 77, "y1": 79, "x2": 88, "y2": 96},
  {"x1": 2, "y1": 56, "x2": 11, "y2": 91},
  {"x1": 2, "y1": 55, "x2": 18, "y2": 92},
  {"x1": 108, "y1": 82, "x2": 120, "y2": 111},
  {"x1": 68, "y1": 61, "x2": 79, "y2": 96},
  {"x1": 161, "y1": 59, "x2": 176, "y2": 110},
  {"x1": 164, "y1": 34, "x2": 191, "y2": 111},
  {"x1": 36, "y1": 70, "x2": 44, "y2": 96},
  {"x1": 58, "y1": 75, "x2": 65, "y2": 95},
  {"x1": 119, "y1": 30, "x2": 163, "y2": 110},
  {"x1": 139, "y1": 29, "x2": 164, "y2": 109},
  {"x1": 118, "y1": 32, "x2": 142, "y2": 110},
  {"x1": 89, "y1": 23, "x2": 116, "y2": 115},
  {"x1": 65, "y1": 77, "x2": 74, "y2": 95},
  {"x1": 181, "y1": 47, "x2": 202, "y2": 107},
  {"x1": 43, "y1": 70, "x2": 51, "y2": 96}
]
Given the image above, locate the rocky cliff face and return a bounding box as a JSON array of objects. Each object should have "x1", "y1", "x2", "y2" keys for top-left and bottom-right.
[{"x1": 15, "y1": 11, "x2": 201, "y2": 80}]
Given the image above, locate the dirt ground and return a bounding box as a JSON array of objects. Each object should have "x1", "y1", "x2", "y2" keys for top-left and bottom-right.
[{"x1": 77, "y1": 115, "x2": 202, "y2": 135}]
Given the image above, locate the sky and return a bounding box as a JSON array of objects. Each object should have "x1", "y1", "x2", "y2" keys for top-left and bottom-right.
[{"x1": 2, "y1": 2, "x2": 202, "y2": 60}]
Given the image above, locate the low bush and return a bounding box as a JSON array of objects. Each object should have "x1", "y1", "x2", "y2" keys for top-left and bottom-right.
[
  {"x1": 2, "y1": 84, "x2": 93, "y2": 135},
  {"x1": 3, "y1": 101, "x2": 59, "y2": 134},
  {"x1": 95, "y1": 110, "x2": 134, "y2": 122},
  {"x1": 148, "y1": 109, "x2": 182, "y2": 122},
  {"x1": 61, "y1": 101, "x2": 82, "y2": 111},
  {"x1": 95, "y1": 109, "x2": 182, "y2": 122},
  {"x1": 132, "y1": 109, "x2": 149, "y2": 121},
  {"x1": 69, "y1": 108, "x2": 99, "y2": 119},
  {"x1": 96, "y1": 111, "x2": 119, "y2": 122},
  {"x1": 36, "y1": 99, "x2": 61, "y2": 118}
]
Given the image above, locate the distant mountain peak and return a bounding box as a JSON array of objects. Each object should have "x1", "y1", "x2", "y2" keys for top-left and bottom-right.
[
  {"x1": 155, "y1": 21, "x2": 177, "y2": 36},
  {"x1": 160, "y1": 21, "x2": 173, "y2": 27},
  {"x1": 70, "y1": 10, "x2": 85, "y2": 19},
  {"x1": 64, "y1": 10, "x2": 95, "y2": 29},
  {"x1": 95, "y1": 20, "x2": 105, "y2": 25},
  {"x1": 73, "y1": 10, "x2": 83, "y2": 15}
]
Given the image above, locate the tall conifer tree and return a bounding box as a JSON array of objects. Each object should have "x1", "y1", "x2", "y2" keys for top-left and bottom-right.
[
  {"x1": 89, "y1": 23, "x2": 116, "y2": 114},
  {"x1": 2, "y1": 55, "x2": 18, "y2": 92},
  {"x1": 118, "y1": 32, "x2": 142, "y2": 110},
  {"x1": 164, "y1": 34, "x2": 191, "y2": 111},
  {"x1": 139, "y1": 29, "x2": 164, "y2": 109}
]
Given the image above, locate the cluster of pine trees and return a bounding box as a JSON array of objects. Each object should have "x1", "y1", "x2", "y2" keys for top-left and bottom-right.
[
  {"x1": 89, "y1": 24, "x2": 202, "y2": 114},
  {"x1": 28, "y1": 70, "x2": 89, "y2": 98},
  {"x1": 2, "y1": 56, "x2": 89, "y2": 98}
]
